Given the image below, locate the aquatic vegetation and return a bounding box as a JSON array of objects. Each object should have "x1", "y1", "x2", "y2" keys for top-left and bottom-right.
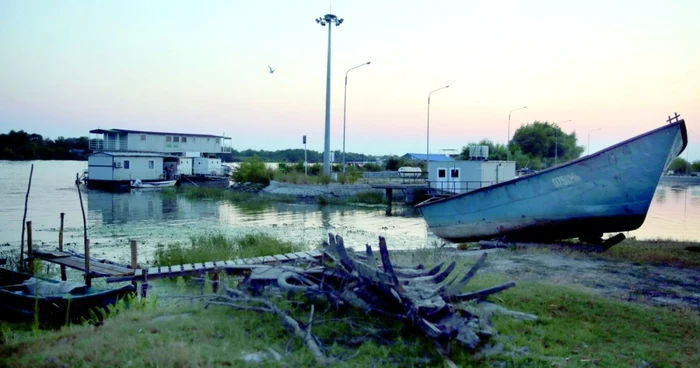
[{"x1": 153, "y1": 233, "x2": 305, "y2": 266}]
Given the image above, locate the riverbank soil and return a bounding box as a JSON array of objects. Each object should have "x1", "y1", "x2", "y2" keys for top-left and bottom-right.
[{"x1": 396, "y1": 241, "x2": 699, "y2": 310}]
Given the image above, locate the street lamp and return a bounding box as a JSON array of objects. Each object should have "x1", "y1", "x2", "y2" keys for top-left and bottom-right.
[
  {"x1": 507, "y1": 106, "x2": 527, "y2": 161},
  {"x1": 587, "y1": 128, "x2": 602, "y2": 156},
  {"x1": 553, "y1": 120, "x2": 571, "y2": 166},
  {"x1": 342, "y1": 61, "x2": 371, "y2": 173},
  {"x1": 427, "y1": 85, "x2": 449, "y2": 173},
  {"x1": 316, "y1": 14, "x2": 344, "y2": 176}
]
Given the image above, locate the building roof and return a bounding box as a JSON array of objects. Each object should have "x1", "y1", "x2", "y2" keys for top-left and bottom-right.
[
  {"x1": 90, "y1": 151, "x2": 179, "y2": 158},
  {"x1": 402, "y1": 153, "x2": 456, "y2": 162},
  {"x1": 90, "y1": 128, "x2": 226, "y2": 139}
]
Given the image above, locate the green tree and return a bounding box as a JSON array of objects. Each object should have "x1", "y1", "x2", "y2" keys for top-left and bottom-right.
[
  {"x1": 232, "y1": 156, "x2": 271, "y2": 185},
  {"x1": 458, "y1": 140, "x2": 508, "y2": 161},
  {"x1": 510, "y1": 121, "x2": 584, "y2": 167},
  {"x1": 667, "y1": 158, "x2": 689, "y2": 174},
  {"x1": 691, "y1": 160, "x2": 700, "y2": 173}
]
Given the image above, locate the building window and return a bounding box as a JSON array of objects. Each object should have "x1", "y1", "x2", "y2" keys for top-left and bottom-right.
[
  {"x1": 181, "y1": 137, "x2": 187, "y2": 143},
  {"x1": 124, "y1": 160, "x2": 130, "y2": 169},
  {"x1": 140, "y1": 134, "x2": 147, "y2": 141},
  {"x1": 166, "y1": 136, "x2": 172, "y2": 142},
  {"x1": 173, "y1": 136, "x2": 180, "y2": 143},
  {"x1": 149, "y1": 160, "x2": 154, "y2": 169},
  {"x1": 451, "y1": 169, "x2": 459, "y2": 178},
  {"x1": 215, "y1": 138, "x2": 221, "y2": 144},
  {"x1": 438, "y1": 169, "x2": 446, "y2": 178}
]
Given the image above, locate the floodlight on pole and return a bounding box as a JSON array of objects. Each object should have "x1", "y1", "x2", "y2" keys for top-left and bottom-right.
[
  {"x1": 553, "y1": 120, "x2": 571, "y2": 166},
  {"x1": 342, "y1": 61, "x2": 371, "y2": 173},
  {"x1": 507, "y1": 106, "x2": 527, "y2": 161},
  {"x1": 587, "y1": 128, "x2": 602, "y2": 156},
  {"x1": 316, "y1": 13, "x2": 344, "y2": 176},
  {"x1": 427, "y1": 85, "x2": 449, "y2": 172}
]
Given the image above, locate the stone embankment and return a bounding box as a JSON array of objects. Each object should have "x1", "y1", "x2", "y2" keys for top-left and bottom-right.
[{"x1": 259, "y1": 180, "x2": 384, "y2": 199}]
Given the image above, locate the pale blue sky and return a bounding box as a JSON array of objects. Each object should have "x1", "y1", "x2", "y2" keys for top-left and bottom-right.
[{"x1": 1, "y1": 0, "x2": 698, "y2": 159}]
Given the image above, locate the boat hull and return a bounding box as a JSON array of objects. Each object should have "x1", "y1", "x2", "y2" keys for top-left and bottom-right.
[
  {"x1": 416, "y1": 120, "x2": 687, "y2": 243},
  {"x1": 0, "y1": 268, "x2": 136, "y2": 325}
]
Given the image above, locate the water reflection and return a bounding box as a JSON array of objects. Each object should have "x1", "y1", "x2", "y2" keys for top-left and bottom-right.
[{"x1": 2, "y1": 161, "x2": 700, "y2": 263}]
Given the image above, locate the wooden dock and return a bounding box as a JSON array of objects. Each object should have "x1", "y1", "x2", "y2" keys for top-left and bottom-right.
[{"x1": 30, "y1": 248, "x2": 324, "y2": 284}]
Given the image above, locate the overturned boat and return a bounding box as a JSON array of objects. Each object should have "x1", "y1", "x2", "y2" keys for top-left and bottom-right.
[{"x1": 416, "y1": 115, "x2": 688, "y2": 243}]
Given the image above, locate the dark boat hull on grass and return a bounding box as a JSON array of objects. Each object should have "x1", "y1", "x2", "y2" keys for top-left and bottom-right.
[
  {"x1": 0, "y1": 268, "x2": 136, "y2": 324},
  {"x1": 416, "y1": 118, "x2": 688, "y2": 243}
]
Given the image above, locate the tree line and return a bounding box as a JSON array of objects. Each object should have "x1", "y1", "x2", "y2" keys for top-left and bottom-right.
[{"x1": 0, "y1": 130, "x2": 89, "y2": 160}]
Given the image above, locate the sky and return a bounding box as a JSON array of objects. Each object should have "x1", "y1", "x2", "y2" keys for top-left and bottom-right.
[{"x1": 1, "y1": 0, "x2": 698, "y2": 160}]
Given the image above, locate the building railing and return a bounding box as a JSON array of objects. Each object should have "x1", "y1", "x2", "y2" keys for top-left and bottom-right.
[
  {"x1": 427, "y1": 180, "x2": 499, "y2": 196},
  {"x1": 89, "y1": 139, "x2": 104, "y2": 151}
]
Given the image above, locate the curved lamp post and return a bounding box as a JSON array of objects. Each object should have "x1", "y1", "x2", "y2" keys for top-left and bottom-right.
[
  {"x1": 553, "y1": 119, "x2": 571, "y2": 166},
  {"x1": 342, "y1": 61, "x2": 371, "y2": 173},
  {"x1": 427, "y1": 85, "x2": 449, "y2": 171},
  {"x1": 587, "y1": 128, "x2": 602, "y2": 156},
  {"x1": 507, "y1": 106, "x2": 527, "y2": 161},
  {"x1": 316, "y1": 14, "x2": 344, "y2": 175}
]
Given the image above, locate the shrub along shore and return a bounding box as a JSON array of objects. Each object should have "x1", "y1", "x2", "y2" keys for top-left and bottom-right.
[{"x1": 1, "y1": 234, "x2": 698, "y2": 367}]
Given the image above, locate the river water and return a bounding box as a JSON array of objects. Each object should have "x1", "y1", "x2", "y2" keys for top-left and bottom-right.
[{"x1": 1, "y1": 161, "x2": 698, "y2": 264}]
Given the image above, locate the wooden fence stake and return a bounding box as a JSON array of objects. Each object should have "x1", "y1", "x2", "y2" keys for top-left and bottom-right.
[
  {"x1": 84, "y1": 239, "x2": 91, "y2": 287},
  {"x1": 130, "y1": 240, "x2": 138, "y2": 289},
  {"x1": 141, "y1": 269, "x2": 149, "y2": 298},
  {"x1": 19, "y1": 164, "x2": 34, "y2": 272},
  {"x1": 26, "y1": 221, "x2": 33, "y2": 274},
  {"x1": 58, "y1": 213, "x2": 66, "y2": 281},
  {"x1": 130, "y1": 240, "x2": 137, "y2": 269}
]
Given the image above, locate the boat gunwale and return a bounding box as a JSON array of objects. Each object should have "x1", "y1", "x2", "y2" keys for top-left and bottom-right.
[{"x1": 416, "y1": 119, "x2": 688, "y2": 209}]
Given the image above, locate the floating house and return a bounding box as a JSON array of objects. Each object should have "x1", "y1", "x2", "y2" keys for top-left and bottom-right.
[{"x1": 85, "y1": 128, "x2": 232, "y2": 191}]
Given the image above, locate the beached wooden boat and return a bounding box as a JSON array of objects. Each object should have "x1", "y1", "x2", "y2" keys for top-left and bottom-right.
[
  {"x1": 0, "y1": 268, "x2": 135, "y2": 324},
  {"x1": 130, "y1": 179, "x2": 177, "y2": 189},
  {"x1": 416, "y1": 116, "x2": 688, "y2": 243}
]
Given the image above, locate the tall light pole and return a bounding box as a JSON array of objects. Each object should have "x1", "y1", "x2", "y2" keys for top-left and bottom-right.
[
  {"x1": 316, "y1": 14, "x2": 344, "y2": 176},
  {"x1": 587, "y1": 128, "x2": 602, "y2": 156},
  {"x1": 342, "y1": 61, "x2": 370, "y2": 173},
  {"x1": 427, "y1": 85, "x2": 449, "y2": 174},
  {"x1": 507, "y1": 106, "x2": 527, "y2": 161},
  {"x1": 553, "y1": 119, "x2": 571, "y2": 166}
]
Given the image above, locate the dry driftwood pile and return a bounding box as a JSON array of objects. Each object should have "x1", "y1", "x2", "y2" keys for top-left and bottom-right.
[{"x1": 207, "y1": 233, "x2": 530, "y2": 365}]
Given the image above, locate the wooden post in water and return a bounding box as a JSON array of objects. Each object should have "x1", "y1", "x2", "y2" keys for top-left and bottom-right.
[
  {"x1": 84, "y1": 239, "x2": 91, "y2": 287},
  {"x1": 26, "y1": 221, "x2": 33, "y2": 274},
  {"x1": 130, "y1": 240, "x2": 138, "y2": 269},
  {"x1": 130, "y1": 240, "x2": 138, "y2": 289},
  {"x1": 385, "y1": 188, "x2": 393, "y2": 216},
  {"x1": 58, "y1": 213, "x2": 66, "y2": 281},
  {"x1": 76, "y1": 173, "x2": 90, "y2": 286},
  {"x1": 19, "y1": 164, "x2": 34, "y2": 272}
]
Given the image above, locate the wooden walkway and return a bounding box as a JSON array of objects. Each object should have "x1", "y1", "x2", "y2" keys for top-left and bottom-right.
[{"x1": 31, "y1": 249, "x2": 324, "y2": 283}]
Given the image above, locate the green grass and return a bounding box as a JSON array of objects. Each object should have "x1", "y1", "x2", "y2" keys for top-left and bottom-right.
[
  {"x1": 4, "y1": 246, "x2": 698, "y2": 367},
  {"x1": 595, "y1": 238, "x2": 700, "y2": 268},
  {"x1": 2, "y1": 274, "x2": 697, "y2": 367},
  {"x1": 153, "y1": 233, "x2": 306, "y2": 266}
]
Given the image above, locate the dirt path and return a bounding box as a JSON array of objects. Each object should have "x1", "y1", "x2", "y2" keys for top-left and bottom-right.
[{"x1": 454, "y1": 249, "x2": 700, "y2": 310}]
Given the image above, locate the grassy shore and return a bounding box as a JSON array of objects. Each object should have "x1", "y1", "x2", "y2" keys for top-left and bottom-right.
[{"x1": 2, "y1": 238, "x2": 698, "y2": 367}]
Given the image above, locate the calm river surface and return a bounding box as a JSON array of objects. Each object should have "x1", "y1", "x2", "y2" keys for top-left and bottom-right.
[{"x1": 1, "y1": 161, "x2": 699, "y2": 264}]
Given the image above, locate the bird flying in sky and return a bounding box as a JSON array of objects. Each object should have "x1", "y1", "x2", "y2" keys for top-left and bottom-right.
[{"x1": 268, "y1": 65, "x2": 275, "y2": 74}]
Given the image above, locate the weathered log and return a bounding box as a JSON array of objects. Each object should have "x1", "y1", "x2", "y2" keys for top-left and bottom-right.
[
  {"x1": 445, "y1": 253, "x2": 488, "y2": 297},
  {"x1": 402, "y1": 261, "x2": 456, "y2": 285},
  {"x1": 449, "y1": 281, "x2": 517, "y2": 302},
  {"x1": 378, "y1": 236, "x2": 399, "y2": 287},
  {"x1": 364, "y1": 244, "x2": 377, "y2": 268},
  {"x1": 394, "y1": 262, "x2": 444, "y2": 278}
]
